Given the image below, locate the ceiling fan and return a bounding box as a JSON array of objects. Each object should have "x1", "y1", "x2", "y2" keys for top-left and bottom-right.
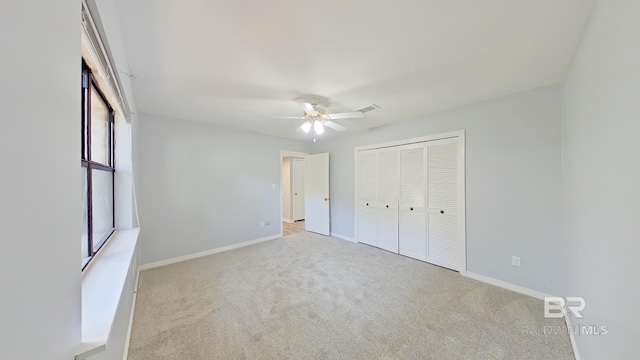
[{"x1": 276, "y1": 99, "x2": 380, "y2": 140}]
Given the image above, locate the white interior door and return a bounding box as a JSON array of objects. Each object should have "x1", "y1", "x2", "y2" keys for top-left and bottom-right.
[
  {"x1": 376, "y1": 148, "x2": 399, "y2": 253},
  {"x1": 398, "y1": 143, "x2": 427, "y2": 261},
  {"x1": 426, "y1": 138, "x2": 459, "y2": 271},
  {"x1": 292, "y1": 158, "x2": 305, "y2": 221},
  {"x1": 305, "y1": 153, "x2": 330, "y2": 235},
  {"x1": 357, "y1": 150, "x2": 377, "y2": 246}
]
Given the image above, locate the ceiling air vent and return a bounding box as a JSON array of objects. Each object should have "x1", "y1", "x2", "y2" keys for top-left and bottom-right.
[{"x1": 356, "y1": 104, "x2": 380, "y2": 113}]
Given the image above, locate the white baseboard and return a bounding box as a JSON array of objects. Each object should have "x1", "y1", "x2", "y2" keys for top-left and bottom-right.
[
  {"x1": 463, "y1": 272, "x2": 550, "y2": 300},
  {"x1": 139, "y1": 234, "x2": 282, "y2": 270},
  {"x1": 564, "y1": 312, "x2": 581, "y2": 360},
  {"x1": 464, "y1": 272, "x2": 580, "y2": 359},
  {"x1": 331, "y1": 232, "x2": 357, "y2": 243}
]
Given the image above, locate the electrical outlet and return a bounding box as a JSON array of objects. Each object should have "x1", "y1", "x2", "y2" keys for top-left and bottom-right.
[{"x1": 512, "y1": 256, "x2": 521, "y2": 267}]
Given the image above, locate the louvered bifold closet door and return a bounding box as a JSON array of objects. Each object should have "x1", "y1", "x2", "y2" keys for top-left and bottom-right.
[
  {"x1": 398, "y1": 144, "x2": 427, "y2": 261},
  {"x1": 358, "y1": 149, "x2": 378, "y2": 247},
  {"x1": 376, "y1": 148, "x2": 399, "y2": 253},
  {"x1": 426, "y1": 138, "x2": 459, "y2": 271}
]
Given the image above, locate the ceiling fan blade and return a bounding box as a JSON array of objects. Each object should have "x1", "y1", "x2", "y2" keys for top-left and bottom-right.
[
  {"x1": 325, "y1": 111, "x2": 364, "y2": 120},
  {"x1": 273, "y1": 116, "x2": 306, "y2": 119},
  {"x1": 323, "y1": 121, "x2": 346, "y2": 131},
  {"x1": 297, "y1": 101, "x2": 318, "y2": 117}
]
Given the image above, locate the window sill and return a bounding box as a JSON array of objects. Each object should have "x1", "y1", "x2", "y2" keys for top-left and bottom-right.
[{"x1": 76, "y1": 228, "x2": 140, "y2": 360}]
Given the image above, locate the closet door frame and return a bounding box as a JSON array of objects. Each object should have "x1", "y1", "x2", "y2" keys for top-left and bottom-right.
[{"x1": 354, "y1": 130, "x2": 466, "y2": 275}]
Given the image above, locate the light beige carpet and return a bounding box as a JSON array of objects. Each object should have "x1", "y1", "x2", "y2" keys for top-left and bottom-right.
[{"x1": 128, "y1": 232, "x2": 573, "y2": 359}]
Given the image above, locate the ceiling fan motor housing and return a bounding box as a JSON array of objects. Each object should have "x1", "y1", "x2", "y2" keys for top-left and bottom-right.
[{"x1": 296, "y1": 94, "x2": 330, "y2": 107}]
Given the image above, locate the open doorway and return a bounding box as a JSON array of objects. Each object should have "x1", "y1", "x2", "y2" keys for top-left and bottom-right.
[{"x1": 281, "y1": 151, "x2": 308, "y2": 237}]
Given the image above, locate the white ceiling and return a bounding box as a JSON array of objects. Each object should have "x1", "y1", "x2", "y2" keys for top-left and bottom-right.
[{"x1": 115, "y1": 0, "x2": 593, "y2": 140}]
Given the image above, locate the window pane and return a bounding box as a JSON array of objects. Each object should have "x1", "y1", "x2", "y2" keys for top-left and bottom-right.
[
  {"x1": 92, "y1": 169, "x2": 114, "y2": 251},
  {"x1": 90, "y1": 86, "x2": 110, "y2": 165},
  {"x1": 81, "y1": 168, "x2": 90, "y2": 263},
  {"x1": 82, "y1": 88, "x2": 88, "y2": 160}
]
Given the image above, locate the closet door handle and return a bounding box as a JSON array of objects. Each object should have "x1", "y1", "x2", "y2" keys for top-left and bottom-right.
[
  {"x1": 366, "y1": 203, "x2": 369, "y2": 206},
  {"x1": 410, "y1": 207, "x2": 414, "y2": 211},
  {"x1": 386, "y1": 205, "x2": 389, "y2": 208},
  {"x1": 440, "y1": 210, "x2": 444, "y2": 214}
]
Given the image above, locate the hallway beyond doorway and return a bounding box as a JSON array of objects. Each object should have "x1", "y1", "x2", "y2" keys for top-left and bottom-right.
[{"x1": 283, "y1": 220, "x2": 305, "y2": 236}]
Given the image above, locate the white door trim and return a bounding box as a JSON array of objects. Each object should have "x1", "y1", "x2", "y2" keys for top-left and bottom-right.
[
  {"x1": 354, "y1": 130, "x2": 466, "y2": 274},
  {"x1": 280, "y1": 150, "x2": 309, "y2": 237},
  {"x1": 354, "y1": 130, "x2": 464, "y2": 152},
  {"x1": 457, "y1": 132, "x2": 467, "y2": 275}
]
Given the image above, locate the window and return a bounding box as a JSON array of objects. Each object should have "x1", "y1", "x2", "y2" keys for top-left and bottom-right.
[{"x1": 82, "y1": 60, "x2": 115, "y2": 269}]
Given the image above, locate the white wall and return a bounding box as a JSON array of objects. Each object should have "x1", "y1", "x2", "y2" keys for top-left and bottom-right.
[
  {"x1": 562, "y1": 0, "x2": 640, "y2": 358},
  {"x1": 0, "y1": 1, "x2": 81, "y2": 359},
  {"x1": 135, "y1": 113, "x2": 312, "y2": 264},
  {"x1": 315, "y1": 85, "x2": 564, "y2": 295}
]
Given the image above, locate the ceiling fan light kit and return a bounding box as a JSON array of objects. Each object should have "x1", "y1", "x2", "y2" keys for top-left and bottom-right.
[
  {"x1": 276, "y1": 97, "x2": 380, "y2": 141},
  {"x1": 301, "y1": 121, "x2": 312, "y2": 133}
]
